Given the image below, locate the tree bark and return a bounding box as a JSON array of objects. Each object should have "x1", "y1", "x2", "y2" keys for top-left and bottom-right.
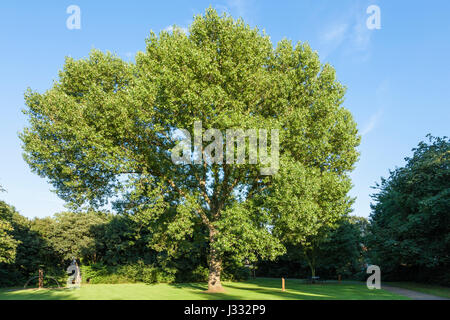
[
  {"x1": 303, "y1": 247, "x2": 316, "y2": 280},
  {"x1": 207, "y1": 228, "x2": 225, "y2": 293},
  {"x1": 38, "y1": 269, "x2": 44, "y2": 289},
  {"x1": 310, "y1": 265, "x2": 316, "y2": 278}
]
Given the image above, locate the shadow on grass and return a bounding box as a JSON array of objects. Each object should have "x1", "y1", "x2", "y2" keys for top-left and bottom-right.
[
  {"x1": 213, "y1": 278, "x2": 404, "y2": 300},
  {"x1": 168, "y1": 283, "x2": 207, "y2": 291},
  {"x1": 165, "y1": 278, "x2": 334, "y2": 300},
  {"x1": 0, "y1": 278, "x2": 409, "y2": 300},
  {"x1": 225, "y1": 279, "x2": 333, "y2": 300},
  {"x1": 165, "y1": 283, "x2": 244, "y2": 300},
  {"x1": 0, "y1": 287, "x2": 76, "y2": 300}
]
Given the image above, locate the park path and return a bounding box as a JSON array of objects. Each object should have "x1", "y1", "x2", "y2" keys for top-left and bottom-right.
[{"x1": 382, "y1": 285, "x2": 449, "y2": 300}]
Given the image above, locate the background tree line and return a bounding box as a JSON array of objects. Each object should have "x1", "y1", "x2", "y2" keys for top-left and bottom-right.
[
  {"x1": 0, "y1": 200, "x2": 368, "y2": 287},
  {"x1": 366, "y1": 135, "x2": 449, "y2": 285},
  {"x1": 258, "y1": 134, "x2": 449, "y2": 286},
  {"x1": 2, "y1": 135, "x2": 448, "y2": 287}
]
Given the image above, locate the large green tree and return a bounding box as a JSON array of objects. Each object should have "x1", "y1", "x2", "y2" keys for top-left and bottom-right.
[
  {"x1": 41, "y1": 211, "x2": 109, "y2": 263},
  {"x1": 20, "y1": 9, "x2": 359, "y2": 291},
  {"x1": 367, "y1": 135, "x2": 450, "y2": 284},
  {"x1": 268, "y1": 159, "x2": 357, "y2": 278}
]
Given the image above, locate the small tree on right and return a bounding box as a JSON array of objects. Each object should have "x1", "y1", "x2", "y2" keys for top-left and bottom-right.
[
  {"x1": 269, "y1": 157, "x2": 357, "y2": 279},
  {"x1": 367, "y1": 135, "x2": 450, "y2": 285}
]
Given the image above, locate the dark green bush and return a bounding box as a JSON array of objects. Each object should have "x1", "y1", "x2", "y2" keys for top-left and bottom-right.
[
  {"x1": 142, "y1": 266, "x2": 176, "y2": 284},
  {"x1": 80, "y1": 262, "x2": 178, "y2": 284},
  {"x1": 78, "y1": 262, "x2": 252, "y2": 285},
  {"x1": 190, "y1": 265, "x2": 209, "y2": 282},
  {"x1": 222, "y1": 266, "x2": 251, "y2": 282}
]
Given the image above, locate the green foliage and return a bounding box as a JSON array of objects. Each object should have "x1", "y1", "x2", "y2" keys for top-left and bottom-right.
[
  {"x1": 189, "y1": 265, "x2": 210, "y2": 282},
  {"x1": 257, "y1": 215, "x2": 368, "y2": 280},
  {"x1": 0, "y1": 219, "x2": 18, "y2": 264},
  {"x1": 221, "y1": 264, "x2": 251, "y2": 282},
  {"x1": 81, "y1": 262, "x2": 194, "y2": 284},
  {"x1": 92, "y1": 214, "x2": 157, "y2": 266},
  {"x1": 0, "y1": 201, "x2": 55, "y2": 286},
  {"x1": 80, "y1": 263, "x2": 111, "y2": 283},
  {"x1": 143, "y1": 267, "x2": 177, "y2": 284},
  {"x1": 19, "y1": 8, "x2": 359, "y2": 288},
  {"x1": 316, "y1": 216, "x2": 368, "y2": 278},
  {"x1": 269, "y1": 157, "x2": 357, "y2": 277},
  {"x1": 367, "y1": 135, "x2": 450, "y2": 285},
  {"x1": 43, "y1": 211, "x2": 109, "y2": 262}
]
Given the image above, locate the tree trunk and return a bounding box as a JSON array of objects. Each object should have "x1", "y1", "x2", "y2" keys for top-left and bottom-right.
[
  {"x1": 311, "y1": 251, "x2": 316, "y2": 278},
  {"x1": 207, "y1": 254, "x2": 224, "y2": 293},
  {"x1": 306, "y1": 260, "x2": 316, "y2": 283},
  {"x1": 310, "y1": 265, "x2": 316, "y2": 278},
  {"x1": 303, "y1": 247, "x2": 316, "y2": 281},
  {"x1": 207, "y1": 228, "x2": 225, "y2": 293},
  {"x1": 38, "y1": 269, "x2": 44, "y2": 289}
]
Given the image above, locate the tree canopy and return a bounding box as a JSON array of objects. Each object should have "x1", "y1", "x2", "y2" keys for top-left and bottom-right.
[
  {"x1": 20, "y1": 8, "x2": 360, "y2": 291},
  {"x1": 367, "y1": 135, "x2": 450, "y2": 285}
]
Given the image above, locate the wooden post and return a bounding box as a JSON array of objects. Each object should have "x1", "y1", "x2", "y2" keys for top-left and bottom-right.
[
  {"x1": 338, "y1": 274, "x2": 342, "y2": 283},
  {"x1": 38, "y1": 269, "x2": 43, "y2": 289},
  {"x1": 282, "y1": 277, "x2": 285, "y2": 292}
]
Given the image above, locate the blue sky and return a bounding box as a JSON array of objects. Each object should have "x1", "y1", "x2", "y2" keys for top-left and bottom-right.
[{"x1": 0, "y1": 0, "x2": 449, "y2": 219}]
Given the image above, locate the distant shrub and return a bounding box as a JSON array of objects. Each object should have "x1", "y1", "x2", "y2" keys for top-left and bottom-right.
[
  {"x1": 80, "y1": 262, "x2": 177, "y2": 285},
  {"x1": 174, "y1": 265, "x2": 209, "y2": 283},
  {"x1": 222, "y1": 266, "x2": 251, "y2": 282},
  {"x1": 78, "y1": 261, "x2": 252, "y2": 285},
  {"x1": 191, "y1": 265, "x2": 209, "y2": 282},
  {"x1": 142, "y1": 266, "x2": 176, "y2": 284},
  {"x1": 81, "y1": 263, "x2": 111, "y2": 284}
]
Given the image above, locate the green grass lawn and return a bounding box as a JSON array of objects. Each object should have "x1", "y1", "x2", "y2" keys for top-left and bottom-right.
[
  {"x1": 385, "y1": 282, "x2": 450, "y2": 299},
  {"x1": 0, "y1": 278, "x2": 408, "y2": 300}
]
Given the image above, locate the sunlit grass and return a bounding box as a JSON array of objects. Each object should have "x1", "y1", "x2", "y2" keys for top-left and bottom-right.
[{"x1": 0, "y1": 278, "x2": 409, "y2": 300}]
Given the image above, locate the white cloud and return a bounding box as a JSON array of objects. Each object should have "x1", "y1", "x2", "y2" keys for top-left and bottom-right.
[
  {"x1": 361, "y1": 109, "x2": 383, "y2": 136},
  {"x1": 226, "y1": 0, "x2": 247, "y2": 18},
  {"x1": 361, "y1": 79, "x2": 390, "y2": 136},
  {"x1": 351, "y1": 13, "x2": 372, "y2": 52},
  {"x1": 318, "y1": 4, "x2": 376, "y2": 61},
  {"x1": 319, "y1": 23, "x2": 349, "y2": 59},
  {"x1": 215, "y1": 0, "x2": 253, "y2": 20},
  {"x1": 321, "y1": 23, "x2": 349, "y2": 44}
]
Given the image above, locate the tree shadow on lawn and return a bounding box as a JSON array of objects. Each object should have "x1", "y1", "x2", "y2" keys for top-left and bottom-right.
[
  {"x1": 225, "y1": 284, "x2": 332, "y2": 300},
  {"x1": 0, "y1": 280, "x2": 407, "y2": 300},
  {"x1": 218, "y1": 279, "x2": 404, "y2": 300},
  {"x1": 168, "y1": 279, "x2": 333, "y2": 300},
  {"x1": 166, "y1": 283, "x2": 245, "y2": 300},
  {"x1": 0, "y1": 287, "x2": 75, "y2": 300},
  {"x1": 224, "y1": 280, "x2": 333, "y2": 300},
  {"x1": 169, "y1": 283, "x2": 207, "y2": 291}
]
